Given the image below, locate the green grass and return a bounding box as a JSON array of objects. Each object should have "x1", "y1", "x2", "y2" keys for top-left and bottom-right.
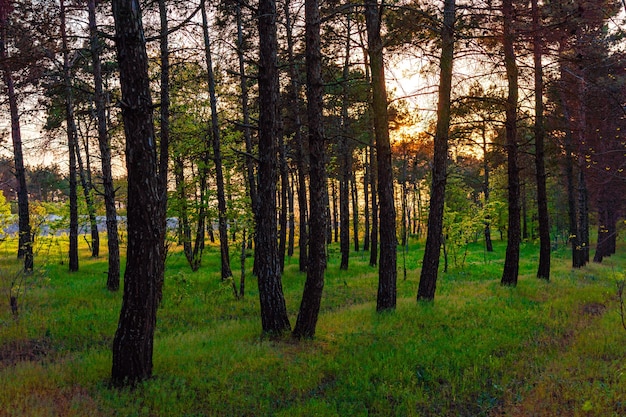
[{"x1": 1, "y1": 235, "x2": 625, "y2": 416}]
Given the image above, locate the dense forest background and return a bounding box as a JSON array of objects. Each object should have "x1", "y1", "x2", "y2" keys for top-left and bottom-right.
[{"x1": 1, "y1": 0, "x2": 626, "y2": 389}]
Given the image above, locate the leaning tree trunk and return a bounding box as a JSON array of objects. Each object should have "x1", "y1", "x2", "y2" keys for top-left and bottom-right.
[
  {"x1": 532, "y1": 0, "x2": 550, "y2": 280},
  {"x1": 201, "y1": 0, "x2": 232, "y2": 280},
  {"x1": 111, "y1": 0, "x2": 165, "y2": 386},
  {"x1": 88, "y1": 0, "x2": 119, "y2": 290},
  {"x1": 417, "y1": 0, "x2": 455, "y2": 301},
  {"x1": 256, "y1": 0, "x2": 291, "y2": 335},
  {"x1": 500, "y1": 0, "x2": 521, "y2": 287},
  {"x1": 0, "y1": 11, "x2": 32, "y2": 272},
  {"x1": 61, "y1": 0, "x2": 79, "y2": 273},
  {"x1": 365, "y1": 0, "x2": 397, "y2": 311},
  {"x1": 293, "y1": 0, "x2": 327, "y2": 339}
]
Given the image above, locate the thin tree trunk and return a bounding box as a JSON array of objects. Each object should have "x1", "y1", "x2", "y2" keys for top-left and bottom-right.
[
  {"x1": 278, "y1": 136, "x2": 288, "y2": 272},
  {"x1": 256, "y1": 0, "x2": 291, "y2": 335},
  {"x1": 111, "y1": 0, "x2": 164, "y2": 385},
  {"x1": 0, "y1": 10, "x2": 32, "y2": 272},
  {"x1": 74, "y1": 135, "x2": 100, "y2": 258},
  {"x1": 340, "y1": 13, "x2": 352, "y2": 270},
  {"x1": 365, "y1": 0, "x2": 397, "y2": 311},
  {"x1": 482, "y1": 124, "x2": 493, "y2": 252},
  {"x1": 201, "y1": 0, "x2": 232, "y2": 280},
  {"x1": 88, "y1": 0, "x2": 119, "y2": 290},
  {"x1": 418, "y1": 0, "x2": 455, "y2": 300},
  {"x1": 363, "y1": 148, "x2": 370, "y2": 251},
  {"x1": 532, "y1": 0, "x2": 550, "y2": 279},
  {"x1": 293, "y1": 0, "x2": 327, "y2": 339},
  {"x1": 61, "y1": 0, "x2": 79, "y2": 272},
  {"x1": 351, "y1": 171, "x2": 359, "y2": 252},
  {"x1": 156, "y1": 0, "x2": 170, "y2": 303},
  {"x1": 283, "y1": 0, "x2": 305, "y2": 269},
  {"x1": 500, "y1": 0, "x2": 521, "y2": 287},
  {"x1": 288, "y1": 173, "x2": 295, "y2": 258}
]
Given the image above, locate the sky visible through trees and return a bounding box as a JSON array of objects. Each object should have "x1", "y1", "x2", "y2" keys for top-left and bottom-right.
[{"x1": 1, "y1": 0, "x2": 626, "y2": 385}]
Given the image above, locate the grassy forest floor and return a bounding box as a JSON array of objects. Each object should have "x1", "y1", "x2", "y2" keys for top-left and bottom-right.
[{"x1": 0, "y1": 235, "x2": 625, "y2": 416}]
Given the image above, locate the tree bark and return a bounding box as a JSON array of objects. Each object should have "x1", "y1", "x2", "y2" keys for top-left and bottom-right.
[
  {"x1": 284, "y1": 0, "x2": 308, "y2": 272},
  {"x1": 202, "y1": 0, "x2": 232, "y2": 280},
  {"x1": 500, "y1": 0, "x2": 521, "y2": 287},
  {"x1": 0, "y1": 7, "x2": 32, "y2": 272},
  {"x1": 74, "y1": 135, "x2": 100, "y2": 258},
  {"x1": 533, "y1": 0, "x2": 550, "y2": 280},
  {"x1": 418, "y1": 0, "x2": 455, "y2": 301},
  {"x1": 88, "y1": 0, "x2": 120, "y2": 290},
  {"x1": 111, "y1": 0, "x2": 164, "y2": 385},
  {"x1": 293, "y1": 0, "x2": 327, "y2": 339},
  {"x1": 365, "y1": 0, "x2": 397, "y2": 311},
  {"x1": 61, "y1": 0, "x2": 79, "y2": 273},
  {"x1": 256, "y1": 0, "x2": 291, "y2": 335},
  {"x1": 340, "y1": 13, "x2": 352, "y2": 270}
]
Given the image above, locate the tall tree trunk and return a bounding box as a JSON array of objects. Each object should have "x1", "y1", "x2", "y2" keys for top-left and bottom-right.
[
  {"x1": 0, "y1": 10, "x2": 32, "y2": 272},
  {"x1": 283, "y1": 0, "x2": 308, "y2": 272},
  {"x1": 202, "y1": 0, "x2": 232, "y2": 280},
  {"x1": 417, "y1": 0, "x2": 455, "y2": 300},
  {"x1": 61, "y1": 0, "x2": 79, "y2": 273},
  {"x1": 156, "y1": 0, "x2": 170, "y2": 302},
  {"x1": 340, "y1": 13, "x2": 352, "y2": 270},
  {"x1": 293, "y1": 0, "x2": 327, "y2": 339},
  {"x1": 500, "y1": 0, "x2": 521, "y2": 287},
  {"x1": 111, "y1": 0, "x2": 164, "y2": 385},
  {"x1": 532, "y1": 0, "x2": 550, "y2": 279},
  {"x1": 88, "y1": 0, "x2": 119, "y2": 290},
  {"x1": 235, "y1": 1, "x2": 259, "y2": 275},
  {"x1": 256, "y1": 0, "x2": 291, "y2": 335},
  {"x1": 365, "y1": 0, "x2": 397, "y2": 311}
]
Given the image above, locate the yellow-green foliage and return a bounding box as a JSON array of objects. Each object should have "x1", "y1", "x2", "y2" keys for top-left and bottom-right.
[{"x1": 0, "y1": 236, "x2": 625, "y2": 416}]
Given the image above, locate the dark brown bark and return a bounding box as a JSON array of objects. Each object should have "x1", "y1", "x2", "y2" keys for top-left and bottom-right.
[
  {"x1": 202, "y1": 0, "x2": 232, "y2": 280},
  {"x1": 293, "y1": 0, "x2": 327, "y2": 339},
  {"x1": 418, "y1": 0, "x2": 455, "y2": 301},
  {"x1": 0, "y1": 8, "x2": 32, "y2": 272},
  {"x1": 88, "y1": 0, "x2": 120, "y2": 290},
  {"x1": 500, "y1": 0, "x2": 521, "y2": 287},
  {"x1": 61, "y1": 0, "x2": 79, "y2": 273},
  {"x1": 532, "y1": 0, "x2": 550, "y2": 280},
  {"x1": 363, "y1": 147, "x2": 370, "y2": 252},
  {"x1": 111, "y1": 0, "x2": 164, "y2": 385},
  {"x1": 365, "y1": 0, "x2": 397, "y2": 311},
  {"x1": 256, "y1": 0, "x2": 291, "y2": 335}
]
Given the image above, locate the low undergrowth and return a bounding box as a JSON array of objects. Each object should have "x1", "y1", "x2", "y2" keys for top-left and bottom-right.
[{"x1": 0, "y1": 237, "x2": 624, "y2": 416}]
